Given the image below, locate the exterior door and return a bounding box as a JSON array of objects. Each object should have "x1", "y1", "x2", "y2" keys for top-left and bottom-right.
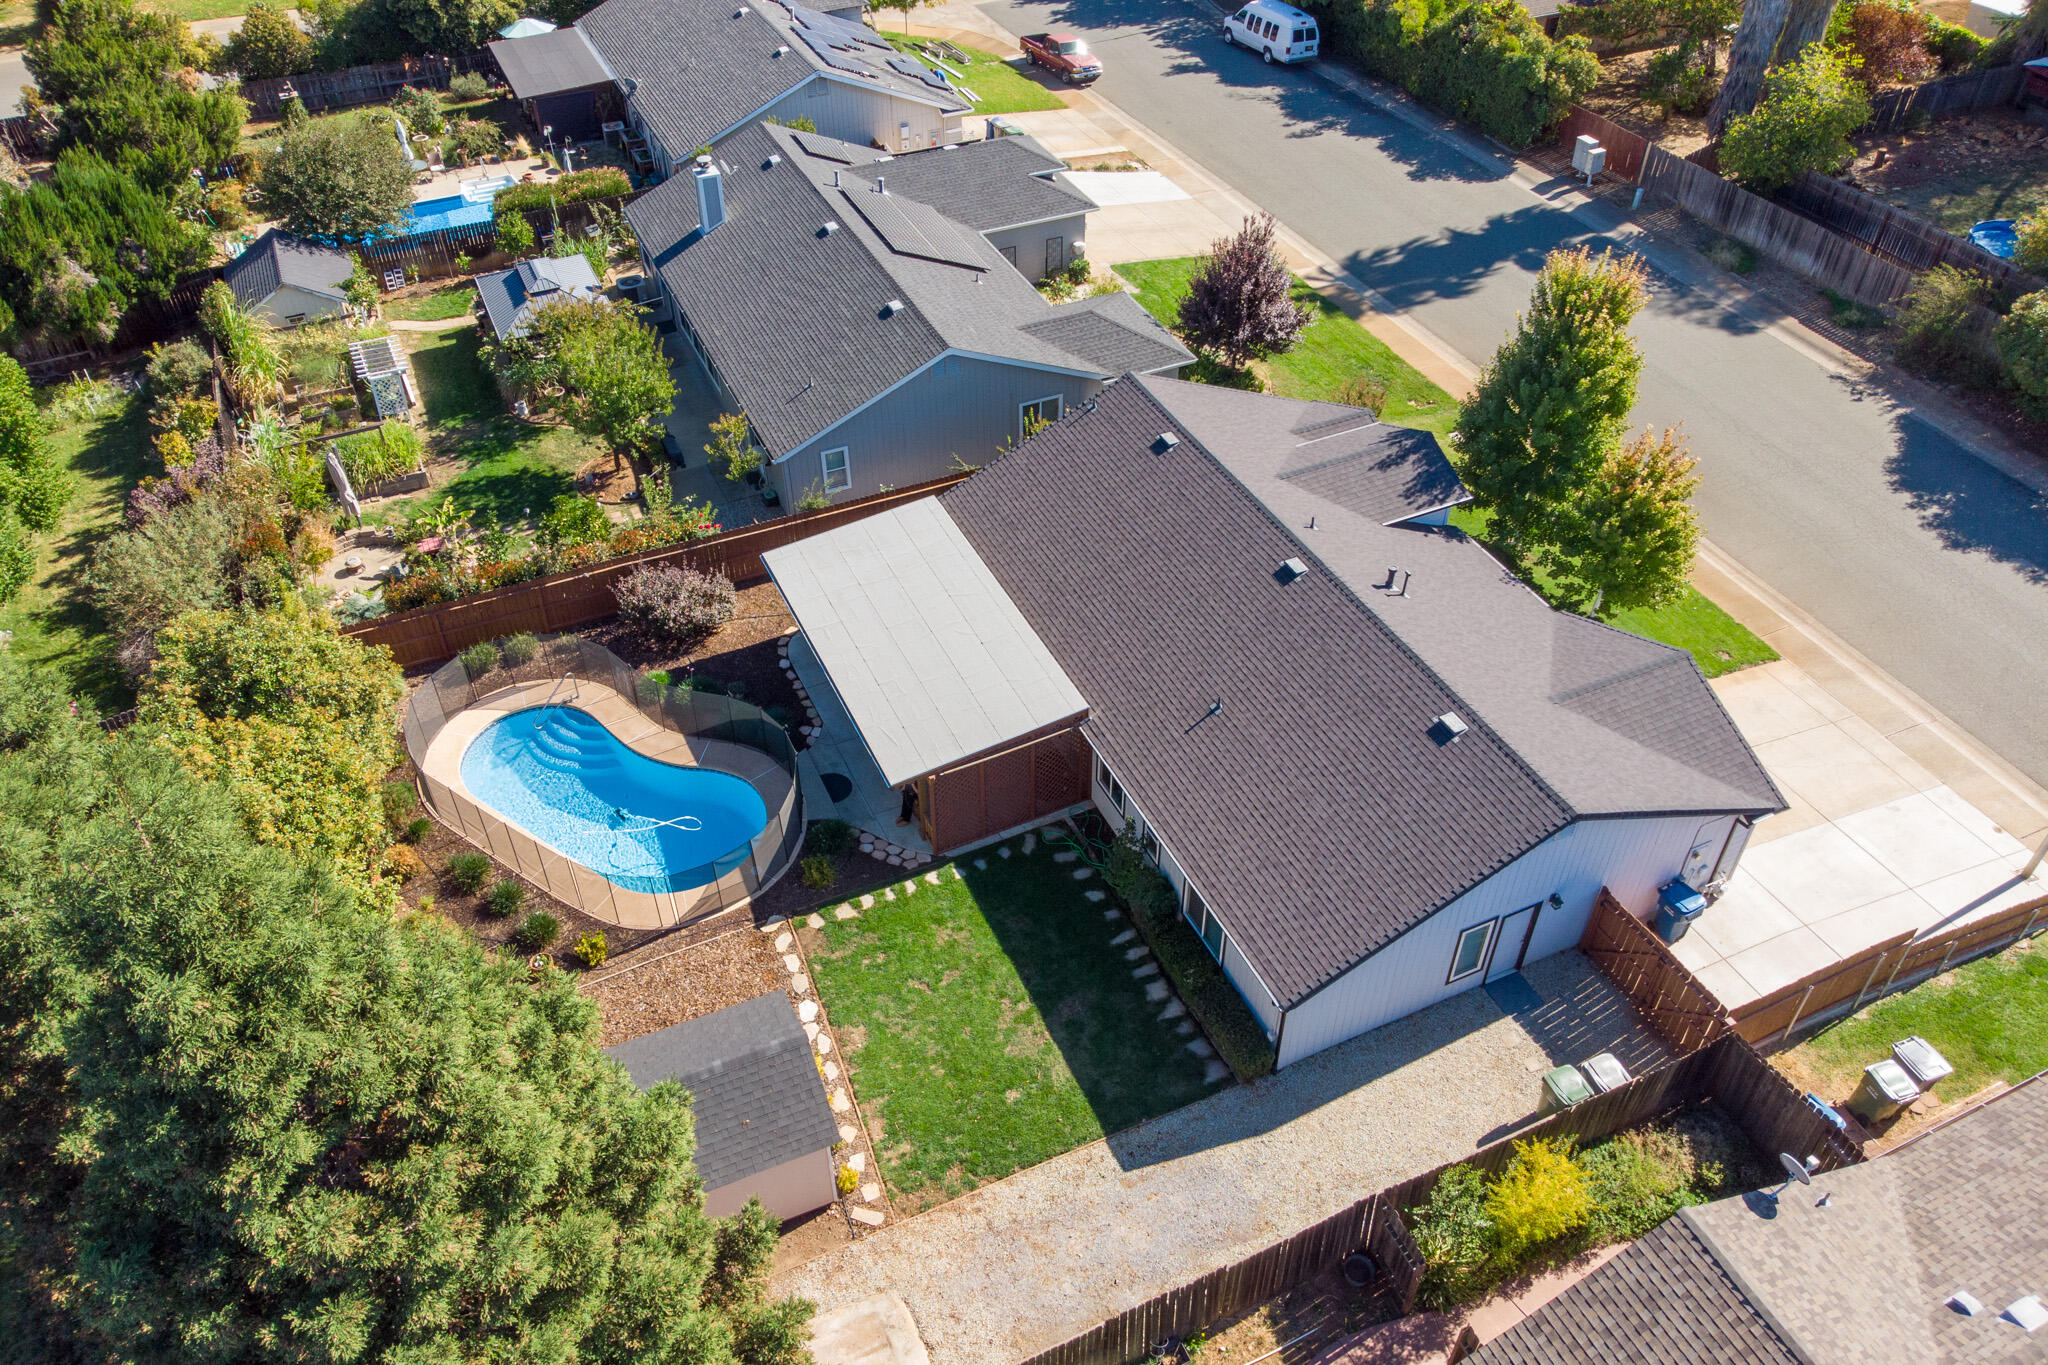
[{"x1": 1485, "y1": 902, "x2": 1541, "y2": 982}]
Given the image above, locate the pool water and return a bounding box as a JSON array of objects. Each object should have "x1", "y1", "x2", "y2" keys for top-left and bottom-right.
[
  {"x1": 461, "y1": 705, "x2": 770, "y2": 893},
  {"x1": 401, "y1": 193, "x2": 495, "y2": 236}
]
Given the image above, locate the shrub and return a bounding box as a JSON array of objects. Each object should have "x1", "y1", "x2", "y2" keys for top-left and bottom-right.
[
  {"x1": 1719, "y1": 47, "x2": 1872, "y2": 189},
  {"x1": 516, "y1": 910, "x2": 561, "y2": 950},
  {"x1": 1995, "y1": 290, "x2": 2048, "y2": 420},
  {"x1": 381, "y1": 778, "x2": 420, "y2": 830},
  {"x1": 806, "y1": 819, "x2": 858, "y2": 857},
  {"x1": 1409, "y1": 1166, "x2": 1499, "y2": 1309},
  {"x1": 460, "y1": 640, "x2": 500, "y2": 679},
  {"x1": 1894, "y1": 265, "x2": 2000, "y2": 386},
  {"x1": 1583, "y1": 1129, "x2": 1698, "y2": 1241},
  {"x1": 449, "y1": 71, "x2": 494, "y2": 102},
  {"x1": 612, "y1": 564, "x2": 737, "y2": 648},
  {"x1": 572, "y1": 930, "x2": 608, "y2": 967},
  {"x1": 799, "y1": 854, "x2": 835, "y2": 889},
  {"x1": 499, "y1": 631, "x2": 541, "y2": 667},
  {"x1": 485, "y1": 879, "x2": 527, "y2": 918},
  {"x1": 383, "y1": 843, "x2": 427, "y2": 883},
  {"x1": 403, "y1": 815, "x2": 434, "y2": 844},
  {"x1": 446, "y1": 851, "x2": 492, "y2": 893},
  {"x1": 1486, "y1": 1138, "x2": 1592, "y2": 1255}
]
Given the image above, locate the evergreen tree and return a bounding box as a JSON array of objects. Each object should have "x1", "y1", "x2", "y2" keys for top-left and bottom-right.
[
  {"x1": 1456, "y1": 247, "x2": 1647, "y2": 563},
  {"x1": 260, "y1": 112, "x2": 416, "y2": 240},
  {"x1": 0, "y1": 655, "x2": 815, "y2": 1364},
  {"x1": 0, "y1": 357, "x2": 69, "y2": 533},
  {"x1": 1544, "y1": 427, "x2": 1702, "y2": 614},
  {"x1": 1177, "y1": 213, "x2": 1312, "y2": 371}
]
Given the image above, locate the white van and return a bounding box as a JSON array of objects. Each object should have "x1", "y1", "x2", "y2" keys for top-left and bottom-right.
[{"x1": 1224, "y1": 0, "x2": 1319, "y2": 63}]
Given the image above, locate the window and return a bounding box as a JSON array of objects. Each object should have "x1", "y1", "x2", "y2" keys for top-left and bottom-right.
[
  {"x1": 820, "y1": 446, "x2": 850, "y2": 493},
  {"x1": 1020, "y1": 394, "x2": 1062, "y2": 436},
  {"x1": 1447, "y1": 920, "x2": 1496, "y2": 985}
]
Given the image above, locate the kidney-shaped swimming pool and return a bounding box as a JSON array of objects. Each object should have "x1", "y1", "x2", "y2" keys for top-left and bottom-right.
[{"x1": 460, "y1": 705, "x2": 770, "y2": 894}]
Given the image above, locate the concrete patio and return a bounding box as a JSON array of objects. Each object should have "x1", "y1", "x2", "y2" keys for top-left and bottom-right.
[{"x1": 1677, "y1": 660, "x2": 2045, "y2": 1006}]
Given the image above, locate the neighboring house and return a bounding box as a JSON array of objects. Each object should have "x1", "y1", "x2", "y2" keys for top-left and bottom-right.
[
  {"x1": 222, "y1": 230, "x2": 353, "y2": 328},
  {"x1": 1468, "y1": 1076, "x2": 2048, "y2": 1363},
  {"x1": 625, "y1": 122, "x2": 1191, "y2": 507},
  {"x1": 473, "y1": 255, "x2": 604, "y2": 341},
  {"x1": 763, "y1": 375, "x2": 1782, "y2": 1067},
  {"x1": 491, "y1": 0, "x2": 970, "y2": 174},
  {"x1": 604, "y1": 992, "x2": 840, "y2": 1222}
]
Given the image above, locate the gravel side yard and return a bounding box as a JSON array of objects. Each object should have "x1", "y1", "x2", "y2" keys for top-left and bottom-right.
[{"x1": 776, "y1": 951, "x2": 1670, "y2": 1364}]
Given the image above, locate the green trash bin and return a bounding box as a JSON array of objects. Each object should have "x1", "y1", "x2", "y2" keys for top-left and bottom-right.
[{"x1": 1541, "y1": 1064, "x2": 1593, "y2": 1113}]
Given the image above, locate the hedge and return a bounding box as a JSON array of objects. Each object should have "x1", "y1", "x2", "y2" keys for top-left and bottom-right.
[
  {"x1": 1306, "y1": 0, "x2": 1598, "y2": 147},
  {"x1": 492, "y1": 167, "x2": 632, "y2": 216}
]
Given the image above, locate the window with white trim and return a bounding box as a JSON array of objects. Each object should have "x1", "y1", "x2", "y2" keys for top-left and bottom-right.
[
  {"x1": 1447, "y1": 919, "x2": 1497, "y2": 985},
  {"x1": 820, "y1": 446, "x2": 850, "y2": 493},
  {"x1": 1020, "y1": 394, "x2": 1062, "y2": 436}
]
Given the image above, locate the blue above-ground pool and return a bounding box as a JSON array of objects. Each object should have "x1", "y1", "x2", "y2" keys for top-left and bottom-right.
[{"x1": 461, "y1": 705, "x2": 770, "y2": 893}]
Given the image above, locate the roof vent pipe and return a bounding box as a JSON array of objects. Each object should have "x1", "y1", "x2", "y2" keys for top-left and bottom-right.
[{"x1": 694, "y1": 155, "x2": 726, "y2": 236}]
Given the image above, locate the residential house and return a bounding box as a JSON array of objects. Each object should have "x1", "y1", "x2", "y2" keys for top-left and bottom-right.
[
  {"x1": 1466, "y1": 1075, "x2": 2048, "y2": 1363},
  {"x1": 490, "y1": 0, "x2": 971, "y2": 174},
  {"x1": 762, "y1": 375, "x2": 1782, "y2": 1067},
  {"x1": 222, "y1": 230, "x2": 354, "y2": 328},
  {"x1": 604, "y1": 992, "x2": 840, "y2": 1221},
  {"x1": 473, "y1": 255, "x2": 605, "y2": 341},
  {"x1": 625, "y1": 121, "x2": 1190, "y2": 507}
]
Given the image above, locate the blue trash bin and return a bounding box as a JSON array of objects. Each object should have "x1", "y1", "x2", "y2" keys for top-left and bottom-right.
[{"x1": 1655, "y1": 881, "x2": 1708, "y2": 943}]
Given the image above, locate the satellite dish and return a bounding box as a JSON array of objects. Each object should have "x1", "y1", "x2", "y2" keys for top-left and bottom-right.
[{"x1": 1779, "y1": 1152, "x2": 1814, "y2": 1186}]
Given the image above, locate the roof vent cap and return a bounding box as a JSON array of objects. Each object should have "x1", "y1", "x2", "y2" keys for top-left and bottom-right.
[
  {"x1": 1428, "y1": 712, "x2": 1469, "y2": 747},
  {"x1": 1274, "y1": 557, "x2": 1309, "y2": 585},
  {"x1": 881, "y1": 299, "x2": 905, "y2": 316},
  {"x1": 1152, "y1": 431, "x2": 1179, "y2": 453}
]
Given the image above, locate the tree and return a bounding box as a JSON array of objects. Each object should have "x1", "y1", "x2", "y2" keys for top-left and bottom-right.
[
  {"x1": 259, "y1": 112, "x2": 415, "y2": 240},
  {"x1": 1543, "y1": 427, "x2": 1702, "y2": 614},
  {"x1": 1719, "y1": 46, "x2": 1872, "y2": 189},
  {"x1": 1456, "y1": 247, "x2": 1647, "y2": 561},
  {"x1": 223, "y1": 0, "x2": 311, "y2": 78},
  {"x1": 0, "y1": 356, "x2": 68, "y2": 533},
  {"x1": 0, "y1": 656, "x2": 816, "y2": 1363},
  {"x1": 1995, "y1": 289, "x2": 2048, "y2": 420},
  {"x1": 515, "y1": 297, "x2": 674, "y2": 470},
  {"x1": 1177, "y1": 213, "x2": 1313, "y2": 372}
]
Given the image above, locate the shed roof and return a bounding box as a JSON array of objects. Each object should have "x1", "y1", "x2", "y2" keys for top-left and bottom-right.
[
  {"x1": 473, "y1": 255, "x2": 604, "y2": 339},
  {"x1": 490, "y1": 26, "x2": 614, "y2": 99},
  {"x1": 762, "y1": 497, "x2": 1087, "y2": 786},
  {"x1": 222, "y1": 230, "x2": 353, "y2": 311},
  {"x1": 603, "y1": 992, "x2": 839, "y2": 1191}
]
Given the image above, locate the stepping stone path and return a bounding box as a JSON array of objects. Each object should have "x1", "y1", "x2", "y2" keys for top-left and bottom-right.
[
  {"x1": 792, "y1": 973, "x2": 810, "y2": 994},
  {"x1": 774, "y1": 932, "x2": 793, "y2": 953},
  {"x1": 807, "y1": 914, "x2": 825, "y2": 929},
  {"x1": 1204, "y1": 1060, "x2": 1230, "y2": 1085},
  {"x1": 838, "y1": 1124, "x2": 859, "y2": 1143},
  {"x1": 1123, "y1": 945, "x2": 1151, "y2": 962},
  {"x1": 1132, "y1": 962, "x2": 1160, "y2": 980},
  {"x1": 1072, "y1": 868, "x2": 1093, "y2": 881},
  {"x1": 1110, "y1": 928, "x2": 1137, "y2": 946},
  {"x1": 1159, "y1": 998, "x2": 1186, "y2": 1022},
  {"x1": 782, "y1": 954, "x2": 802, "y2": 973},
  {"x1": 1053, "y1": 851, "x2": 1078, "y2": 864},
  {"x1": 1186, "y1": 1038, "x2": 1215, "y2": 1059},
  {"x1": 860, "y1": 1182, "x2": 881, "y2": 1204},
  {"x1": 798, "y1": 1000, "x2": 819, "y2": 1022},
  {"x1": 834, "y1": 904, "x2": 859, "y2": 920},
  {"x1": 1086, "y1": 890, "x2": 1108, "y2": 903},
  {"x1": 1145, "y1": 980, "x2": 1171, "y2": 1003},
  {"x1": 850, "y1": 1207, "x2": 885, "y2": 1227}
]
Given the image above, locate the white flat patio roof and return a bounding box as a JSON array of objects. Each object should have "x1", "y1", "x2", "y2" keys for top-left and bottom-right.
[{"x1": 762, "y1": 497, "x2": 1087, "y2": 788}]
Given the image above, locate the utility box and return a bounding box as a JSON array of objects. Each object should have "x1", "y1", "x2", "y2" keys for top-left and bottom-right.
[
  {"x1": 1572, "y1": 135, "x2": 1606, "y2": 179},
  {"x1": 1847, "y1": 1059, "x2": 1920, "y2": 1125}
]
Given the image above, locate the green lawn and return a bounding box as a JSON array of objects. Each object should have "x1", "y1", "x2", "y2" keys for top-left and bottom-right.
[
  {"x1": 0, "y1": 387, "x2": 153, "y2": 712},
  {"x1": 801, "y1": 838, "x2": 1218, "y2": 1211},
  {"x1": 1784, "y1": 939, "x2": 2048, "y2": 1103},
  {"x1": 374, "y1": 324, "x2": 598, "y2": 528},
  {"x1": 386, "y1": 285, "x2": 478, "y2": 323},
  {"x1": 1117, "y1": 255, "x2": 1776, "y2": 679},
  {"x1": 883, "y1": 33, "x2": 1063, "y2": 117}
]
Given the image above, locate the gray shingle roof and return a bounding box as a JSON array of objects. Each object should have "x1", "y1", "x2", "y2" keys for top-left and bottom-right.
[
  {"x1": 222, "y1": 230, "x2": 353, "y2": 311},
  {"x1": 784, "y1": 129, "x2": 1094, "y2": 231},
  {"x1": 1472, "y1": 1076, "x2": 2048, "y2": 1364},
  {"x1": 939, "y1": 378, "x2": 1575, "y2": 1008},
  {"x1": 473, "y1": 255, "x2": 604, "y2": 339},
  {"x1": 489, "y1": 26, "x2": 614, "y2": 99},
  {"x1": 604, "y1": 992, "x2": 838, "y2": 1191},
  {"x1": 624, "y1": 122, "x2": 1189, "y2": 457},
  {"x1": 577, "y1": 0, "x2": 964, "y2": 163}
]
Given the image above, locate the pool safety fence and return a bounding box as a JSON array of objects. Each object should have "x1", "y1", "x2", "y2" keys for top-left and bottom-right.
[{"x1": 403, "y1": 633, "x2": 805, "y2": 930}]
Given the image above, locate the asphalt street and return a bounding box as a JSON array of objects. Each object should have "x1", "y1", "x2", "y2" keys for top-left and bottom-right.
[{"x1": 982, "y1": 0, "x2": 2048, "y2": 786}]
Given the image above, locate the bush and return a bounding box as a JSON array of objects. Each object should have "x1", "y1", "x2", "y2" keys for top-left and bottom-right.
[
  {"x1": 1995, "y1": 290, "x2": 2048, "y2": 420},
  {"x1": 1893, "y1": 265, "x2": 2001, "y2": 386},
  {"x1": 499, "y1": 631, "x2": 541, "y2": 667},
  {"x1": 484, "y1": 878, "x2": 526, "y2": 918},
  {"x1": 1486, "y1": 1138, "x2": 1592, "y2": 1255},
  {"x1": 1410, "y1": 1166, "x2": 1499, "y2": 1309},
  {"x1": 516, "y1": 910, "x2": 561, "y2": 951},
  {"x1": 447, "y1": 851, "x2": 492, "y2": 893},
  {"x1": 449, "y1": 71, "x2": 494, "y2": 102},
  {"x1": 460, "y1": 640, "x2": 500, "y2": 679},
  {"x1": 806, "y1": 819, "x2": 858, "y2": 857},
  {"x1": 613, "y1": 564, "x2": 737, "y2": 648},
  {"x1": 403, "y1": 815, "x2": 434, "y2": 844},
  {"x1": 572, "y1": 930, "x2": 608, "y2": 967},
  {"x1": 1719, "y1": 47, "x2": 1872, "y2": 189},
  {"x1": 799, "y1": 854, "x2": 836, "y2": 889},
  {"x1": 381, "y1": 777, "x2": 419, "y2": 830},
  {"x1": 1583, "y1": 1129, "x2": 1698, "y2": 1241},
  {"x1": 493, "y1": 168, "x2": 632, "y2": 215},
  {"x1": 383, "y1": 843, "x2": 427, "y2": 883}
]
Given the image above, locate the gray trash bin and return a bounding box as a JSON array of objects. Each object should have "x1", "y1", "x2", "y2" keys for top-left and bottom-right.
[
  {"x1": 1847, "y1": 1059, "x2": 1920, "y2": 1124},
  {"x1": 1892, "y1": 1035, "x2": 1954, "y2": 1091}
]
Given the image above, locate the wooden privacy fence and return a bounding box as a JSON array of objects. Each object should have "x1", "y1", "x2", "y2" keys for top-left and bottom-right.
[
  {"x1": 343, "y1": 473, "x2": 972, "y2": 668},
  {"x1": 1730, "y1": 890, "x2": 2048, "y2": 1047},
  {"x1": 1578, "y1": 889, "x2": 1732, "y2": 1053},
  {"x1": 1865, "y1": 63, "x2": 2026, "y2": 134}
]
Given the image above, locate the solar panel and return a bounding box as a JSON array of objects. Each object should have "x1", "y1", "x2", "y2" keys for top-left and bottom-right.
[{"x1": 839, "y1": 186, "x2": 986, "y2": 270}]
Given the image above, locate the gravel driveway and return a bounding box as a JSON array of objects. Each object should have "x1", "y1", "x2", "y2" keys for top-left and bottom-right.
[{"x1": 776, "y1": 951, "x2": 1669, "y2": 1364}]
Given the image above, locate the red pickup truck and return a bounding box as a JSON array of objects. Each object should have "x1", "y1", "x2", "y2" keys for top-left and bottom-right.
[{"x1": 1020, "y1": 32, "x2": 1102, "y2": 85}]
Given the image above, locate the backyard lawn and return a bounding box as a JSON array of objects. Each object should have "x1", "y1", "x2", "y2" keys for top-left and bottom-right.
[
  {"x1": 800, "y1": 837, "x2": 1217, "y2": 1211},
  {"x1": 1118, "y1": 255, "x2": 1777, "y2": 679},
  {"x1": 883, "y1": 33, "x2": 1063, "y2": 116},
  {"x1": 1778, "y1": 938, "x2": 2048, "y2": 1108}
]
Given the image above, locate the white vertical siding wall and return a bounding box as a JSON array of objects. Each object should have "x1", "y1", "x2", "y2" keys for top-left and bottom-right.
[{"x1": 1274, "y1": 813, "x2": 1738, "y2": 1068}]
